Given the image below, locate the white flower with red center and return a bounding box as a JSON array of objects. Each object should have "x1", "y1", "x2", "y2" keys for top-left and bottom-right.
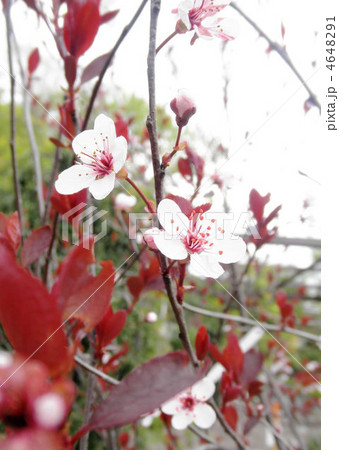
[
  {"x1": 152, "y1": 199, "x2": 246, "y2": 279},
  {"x1": 55, "y1": 114, "x2": 127, "y2": 200},
  {"x1": 177, "y1": 0, "x2": 235, "y2": 41},
  {"x1": 161, "y1": 377, "x2": 216, "y2": 430}
]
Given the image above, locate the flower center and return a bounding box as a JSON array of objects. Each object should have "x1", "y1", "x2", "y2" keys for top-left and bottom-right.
[
  {"x1": 181, "y1": 395, "x2": 196, "y2": 411},
  {"x1": 82, "y1": 138, "x2": 114, "y2": 177},
  {"x1": 183, "y1": 210, "x2": 213, "y2": 254}
]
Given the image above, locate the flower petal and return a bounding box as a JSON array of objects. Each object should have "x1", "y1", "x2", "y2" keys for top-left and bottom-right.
[
  {"x1": 94, "y1": 113, "x2": 116, "y2": 142},
  {"x1": 153, "y1": 231, "x2": 188, "y2": 261},
  {"x1": 157, "y1": 199, "x2": 189, "y2": 236},
  {"x1": 89, "y1": 173, "x2": 115, "y2": 200},
  {"x1": 192, "y1": 377, "x2": 215, "y2": 401},
  {"x1": 193, "y1": 403, "x2": 216, "y2": 429},
  {"x1": 72, "y1": 130, "x2": 98, "y2": 161},
  {"x1": 172, "y1": 411, "x2": 194, "y2": 430},
  {"x1": 213, "y1": 237, "x2": 246, "y2": 264},
  {"x1": 178, "y1": 0, "x2": 193, "y2": 29},
  {"x1": 112, "y1": 136, "x2": 127, "y2": 172},
  {"x1": 189, "y1": 253, "x2": 224, "y2": 279},
  {"x1": 55, "y1": 165, "x2": 94, "y2": 195},
  {"x1": 161, "y1": 396, "x2": 182, "y2": 415}
]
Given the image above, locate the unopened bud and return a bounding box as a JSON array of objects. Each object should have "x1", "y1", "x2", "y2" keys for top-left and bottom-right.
[
  {"x1": 170, "y1": 90, "x2": 196, "y2": 127},
  {"x1": 145, "y1": 312, "x2": 158, "y2": 323}
]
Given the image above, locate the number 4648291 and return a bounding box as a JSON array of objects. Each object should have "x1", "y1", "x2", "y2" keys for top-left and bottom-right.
[{"x1": 326, "y1": 19, "x2": 336, "y2": 71}]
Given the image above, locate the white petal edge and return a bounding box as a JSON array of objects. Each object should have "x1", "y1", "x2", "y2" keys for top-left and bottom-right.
[
  {"x1": 193, "y1": 403, "x2": 216, "y2": 429},
  {"x1": 153, "y1": 231, "x2": 188, "y2": 261},
  {"x1": 55, "y1": 165, "x2": 94, "y2": 195},
  {"x1": 178, "y1": 0, "x2": 194, "y2": 29},
  {"x1": 112, "y1": 136, "x2": 127, "y2": 173},
  {"x1": 192, "y1": 377, "x2": 215, "y2": 402},
  {"x1": 189, "y1": 253, "x2": 224, "y2": 279},
  {"x1": 172, "y1": 412, "x2": 194, "y2": 430},
  {"x1": 213, "y1": 237, "x2": 247, "y2": 264},
  {"x1": 89, "y1": 173, "x2": 116, "y2": 200},
  {"x1": 157, "y1": 199, "x2": 189, "y2": 236},
  {"x1": 161, "y1": 396, "x2": 182, "y2": 415},
  {"x1": 72, "y1": 130, "x2": 97, "y2": 161},
  {"x1": 94, "y1": 114, "x2": 116, "y2": 142}
]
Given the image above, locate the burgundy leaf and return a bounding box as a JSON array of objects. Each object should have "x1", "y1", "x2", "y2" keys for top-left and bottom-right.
[
  {"x1": 262, "y1": 205, "x2": 282, "y2": 228},
  {"x1": 81, "y1": 52, "x2": 110, "y2": 84},
  {"x1": 244, "y1": 416, "x2": 259, "y2": 435},
  {"x1": 127, "y1": 276, "x2": 144, "y2": 300},
  {"x1": 178, "y1": 157, "x2": 192, "y2": 181},
  {"x1": 100, "y1": 9, "x2": 119, "y2": 25},
  {"x1": 248, "y1": 380, "x2": 264, "y2": 398},
  {"x1": 166, "y1": 195, "x2": 192, "y2": 217},
  {"x1": 186, "y1": 145, "x2": 204, "y2": 186},
  {"x1": 64, "y1": 55, "x2": 77, "y2": 87},
  {"x1": 224, "y1": 404, "x2": 238, "y2": 431},
  {"x1": 249, "y1": 189, "x2": 270, "y2": 224},
  {"x1": 195, "y1": 326, "x2": 210, "y2": 361},
  {"x1": 28, "y1": 48, "x2": 40, "y2": 75},
  {"x1": 224, "y1": 333, "x2": 244, "y2": 379},
  {"x1": 85, "y1": 351, "x2": 209, "y2": 431},
  {"x1": 239, "y1": 349, "x2": 264, "y2": 388},
  {"x1": 95, "y1": 307, "x2": 127, "y2": 349},
  {"x1": 20, "y1": 226, "x2": 52, "y2": 267}
]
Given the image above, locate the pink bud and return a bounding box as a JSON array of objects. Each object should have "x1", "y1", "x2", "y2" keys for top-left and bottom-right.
[
  {"x1": 143, "y1": 228, "x2": 160, "y2": 251},
  {"x1": 145, "y1": 312, "x2": 158, "y2": 323},
  {"x1": 170, "y1": 90, "x2": 196, "y2": 127}
]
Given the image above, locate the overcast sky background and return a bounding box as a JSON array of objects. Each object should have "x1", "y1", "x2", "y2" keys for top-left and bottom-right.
[{"x1": 0, "y1": 0, "x2": 322, "y2": 269}]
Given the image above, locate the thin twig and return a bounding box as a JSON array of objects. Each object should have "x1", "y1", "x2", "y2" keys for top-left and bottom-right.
[
  {"x1": 82, "y1": 0, "x2": 149, "y2": 131},
  {"x1": 5, "y1": 0, "x2": 24, "y2": 241},
  {"x1": 183, "y1": 302, "x2": 320, "y2": 343},
  {"x1": 230, "y1": 3, "x2": 320, "y2": 110},
  {"x1": 188, "y1": 424, "x2": 217, "y2": 445},
  {"x1": 146, "y1": 0, "x2": 164, "y2": 206},
  {"x1": 42, "y1": 212, "x2": 59, "y2": 285},
  {"x1": 42, "y1": 140, "x2": 61, "y2": 225},
  {"x1": 74, "y1": 355, "x2": 120, "y2": 386},
  {"x1": 276, "y1": 257, "x2": 321, "y2": 289},
  {"x1": 115, "y1": 247, "x2": 145, "y2": 285},
  {"x1": 266, "y1": 370, "x2": 307, "y2": 450},
  {"x1": 12, "y1": 32, "x2": 44, "y2": 221},
  {"x1": 146, "y1": 0, "x2": 199, "y2": 368},
  {"x1": 208, "y1": 398, "x2": 248, "y2": 450}
]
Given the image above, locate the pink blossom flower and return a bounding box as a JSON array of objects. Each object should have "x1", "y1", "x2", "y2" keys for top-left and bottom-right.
[
  {"x1": 161, "y1": 377, "x2": 216, "y2": 430},
  {"x1": 151, "y1": 199, "x2": 246, "y2": 279},
  {"x1": 55, "y1": 114, "x2": 127, "y2": 200},
  {"x1": 33, "y1": 393, "x2": 67, "y2": 429},
  {"x1": 176, "y1": 0, "x2": 235, "y2": 41},
  {"x1": 170, "y1": 90, "x2": 197, "y2": 127}
]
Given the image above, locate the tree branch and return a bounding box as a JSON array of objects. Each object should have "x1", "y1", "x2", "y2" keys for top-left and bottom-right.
[
  {"x1": 74, "y1": 355, "x2": 120, "y2": 386},
  {"x1": 230, "y1": 3, "x2": 320, "y2": 110},
  {"x1": 5, "y1": 0, "x2": 24, "y2": 241},
  {"x1": 82, "y1": 0, "x2": 149, "y2": 131},
  {"x1": 183, "y1": 302, "x2": 320, "y2": 343}
]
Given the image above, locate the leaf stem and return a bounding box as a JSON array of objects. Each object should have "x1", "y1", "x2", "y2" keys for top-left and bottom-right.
[
  {"x1": 156, "y1": 30, "x2": 178, "y2": 54},
  {"x1": 125, "y1": 176, "x2": 155, "y2": 212}
]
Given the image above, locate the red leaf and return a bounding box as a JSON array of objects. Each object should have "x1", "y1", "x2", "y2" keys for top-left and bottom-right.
[
  {"x1": 0, "y1": 429, "x2": 66, "y2": 450},
  {"x1": 5, "y1": 212, "x2": 21, "y2": 252},
  {"x1": 280, "y1": 302, "x2": 294, "y2": 320},
  {"x1": 195, "y1": 326, "x2": 210, "y2": 361},
  {"x1": 96, "y1": 307, "x2": 127, "y2": 349},
  {"x1": 63, "y1": 1, "x2": 100, "y2": 58},
  {"x1": 248, "y1": 380, "x2": 263, "y2": 398},
  {"x1": 0, "y1": 241, "x2": 72, "y2": 377},
  {"x1": 239, "y1": 349, "x2": 263, "y2": 388},
  {"x1": 52, "y1": 241, "x2": 115, "y2": 331},
  {"x1": 166, "y1": 195, "x2": 192, "y2": 217},
  {"x1": 20, "y1": 226, "x2": 52, "y2": 267},
  {"x1": 49, "y1": 137, "x2": 69, "y2": 148},
  {"x1": 114, "y1": 113, "x2": 130, "y2": 143},
  {"x1": 275, "y1": 289, "x2": 287, "y2": 306},
  {"x1": 262, "y1": 205, "x2": 281, "y2": 228},
  {"x1": 64, "y1": 54, "x2": 77, "y2": 87},
  {"x1": 85, "y1": 351, "x2": 209, "y2": 431},
  {"x1": 209, "y1": 343, "x2": 228, "y2": 369},
  {"x1": 224, "y1": 405, "x2": 238, "y2": 431},
  {"x1": 100, "y1": 9, "x2": 119, "y2": 25},
  {"x1": 178, "y1": 157, "x2": 192, "y2": 180},
  {"x1": 249, "y1": 189, "x2": 270, "y2": 224},
  {"x1": 224, "y1": 333, "x2": 244, "y2": 379},
  {"x1": 28, "y1": 48, "x2": 40, "y2": 75},
  {"x1": 81, "y1": 52, "x2": 110, "y2": 84},
  {"x1": 51, "y1": 188, "x2": 87, "y2": 224},
  {"x1": 127, "y1": 276, "x2": 144, "y2": 301},
  {"x1": 58, "y1": 104, "x2": 75, "y2": 139},
  {"x1": 185, "y1": 146, "x2": 204, "y2": 186}
]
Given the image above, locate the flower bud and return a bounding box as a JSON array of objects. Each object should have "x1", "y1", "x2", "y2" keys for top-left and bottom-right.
[
  {"x1": 114, "y1": 193, "x2": 136, "y2": 211},
  {"x1": 145, "y1": 312, "x2": 158, "y2": 323},
  {"x1": 170, "y1": 91, "x2": 196, "y2": 127}
]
